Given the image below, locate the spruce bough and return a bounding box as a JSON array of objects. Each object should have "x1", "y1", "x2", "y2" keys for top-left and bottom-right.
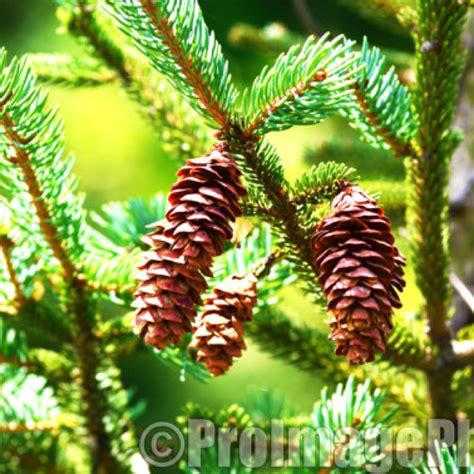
[{"x1": 0, "y1": 0, "x2": 472, "y2": 471}]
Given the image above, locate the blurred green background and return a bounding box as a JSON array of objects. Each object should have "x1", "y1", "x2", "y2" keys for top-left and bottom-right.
[{"x1": 3, "y1": 3, "x2": 472, "y2": 470}]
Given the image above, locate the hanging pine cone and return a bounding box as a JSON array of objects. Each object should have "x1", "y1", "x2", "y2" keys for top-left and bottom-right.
[
  {"x1": 133, "y1": 144, "x2": 247, "y2": 349},
  {"x1": 190, "y1": 273, "x2": 258, "y2": 376},
  {"x1": 312, "y1": 184, "x2": 406, "y2": 365}
]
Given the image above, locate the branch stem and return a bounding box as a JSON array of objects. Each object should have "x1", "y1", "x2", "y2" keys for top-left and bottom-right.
[
  {"x1": 139, "y1": 0, "x2": 231, "y2": 128},
  {"x1": 410, "y1": 0, "x2": 469, "y2": 419},
  {"x1": 0, "y1": 109, "x2": 120, "y2": 473},
  {"x1": 230, "y1": 134, "x2": 321, "y2": 294},
  {"x1": 0, "y1": 236, "x2": 25, "y2": 306},
  {"x1": 353, "y1": 83, "x2": 419, "y2": 158},
  {"x1": 2, "y1": 115, "x2": 76, "y2": 280}
]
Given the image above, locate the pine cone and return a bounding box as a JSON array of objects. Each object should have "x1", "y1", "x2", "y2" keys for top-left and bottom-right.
[
  {"x1": 133, "y1": 145, "x2": 247, "y2": 349},
  {"x1": 312, "y1": 185, "x2": 406, "y2": 365},
  {"x1": 190, "y1": 273, "x2": 258, "y2": 376}
]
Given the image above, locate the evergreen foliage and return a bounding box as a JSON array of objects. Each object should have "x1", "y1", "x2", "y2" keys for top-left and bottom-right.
[
  {"x1": 178, "y1": 378, "x2": 398, "y2": 472},
  {"x1": 0, "y1": 50, "x2": 87, "y2": 272},
  {"x1": 343, "y1": 38, "x2": 419, "y2": 156},
  {"x1": 107, "y1": 0, "x2": 238, "y2": 127},
  {"x1": 303, "y1": 139, "x2": 407, "y2": 213},
  {"x1": 26, "y1": 53, "x2": 117, "y2": 87},
  {"x1": 0, "y1": 0, "x2": 472, "y2": 471},
  {"x1": 412, "y1": 443, "x2": 473, "y2": 473},
  {"x1": 242, "y1": 34, "x2": 357, "y2": 133}
]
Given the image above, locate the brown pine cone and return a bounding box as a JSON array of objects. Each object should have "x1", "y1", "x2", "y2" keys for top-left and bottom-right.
[
  {"x1": 133, "y1": 145, "x2": 247, "y2": 349},
  {"x1": 312, "y1": 184, "x2": 406, "y2": 365},
  {"x1": 190, "y1": 274, "x2": 258, "y2": 376}
]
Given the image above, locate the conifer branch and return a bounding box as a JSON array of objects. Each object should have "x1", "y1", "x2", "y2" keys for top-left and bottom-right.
[
  {"x1": 60, "y1": 0, "x2": 210, "y2": 159},
  {"x1": 239, "y1": 197, "x2": 274, "y2": 218},
  {"x1": 250, "y1": 306, "x2": 433, "y2": 374},
  {"x1": 243, "y1": 34, "x2": 357, "y2": 134},
  {"x1": 108, "y1": 0, "x2": 238, "y2": 127},
  {"x1": 247, "y1": 306, "x2": 346, "y2": 381},
  {"x1": 344, "y1": 39, "x2": 420, "y2": 157},
  {"x1": 407, "y1": 0, "x2": 469, "y2": 421},
  {"x1": 409, "y1": 0, "x2": 468, "y2": 348},
  {"x1": 0, "y1": 53, "x2": 121, "y2": 472},
  {"x1": 352, "y1": 83, "x2": 419, "y2": 157},
  {"x1": 291, "y1": 162, "x2": 356, "y2": 205},
  {"x1": 250, "y1": 308, "x2": 427, "y2": 417},
  {"x1": 83, "y1": 249, "x2": 138, "y2": 302},
  {"x1": 105, "y1": 2, "x2": 386, "y2": 304},
  {"x1": 7, "y1": 0, "x2": 472, "y2": 468},
  {"x1": 26, "y1": 53, "x2": 117, "y2": 87},
  {"x1": 313, "y1": 377, "x2": 397, "y2": 472},
  {"x1": 227, "y1": 135, "x2": 324, "y2": 300},
  {"x1": 66, "y1": 0, "x2": 129, "y2": 82},
  {"x1": 1, "y1": 114, "x2": 77, "y2": 281},
  {"x1": 138, "y1": 0, "x2": 231, "y2": 127}
]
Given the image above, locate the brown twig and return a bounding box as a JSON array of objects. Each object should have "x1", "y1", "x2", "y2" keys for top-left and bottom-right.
[
  {"x1": 0, "y1": 236, "x2": 26, "y2": 307},
  {"x1": 1, "y1": 115, "x2": 76, "y2": 281},
  {"x1": 139, "y1": 0, "x2": 231, "y2": 128}
]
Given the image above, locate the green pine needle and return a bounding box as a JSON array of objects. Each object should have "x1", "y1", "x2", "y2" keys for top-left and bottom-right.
[
  {"x1": 342, "y1": 38, "x2": 419, "y2": 156},
  {"x1": 0, "y1": 49, "x2": 87, "y2": 271},
  {"x1": 291, "y1": 161, "x2": 357, "y2": 205},
  {"x1": 412, "y1": 443, "x2": 473, "y2": 473},
  {"x1": 243, "y1": 34, "x2": 358, "y2": 134},
  {"x1": 107, "y1": 0, "x2": 239, "y2": 127},
  {"x1": 25, "y1": 53, "x2": 117, "y2": 88}
]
